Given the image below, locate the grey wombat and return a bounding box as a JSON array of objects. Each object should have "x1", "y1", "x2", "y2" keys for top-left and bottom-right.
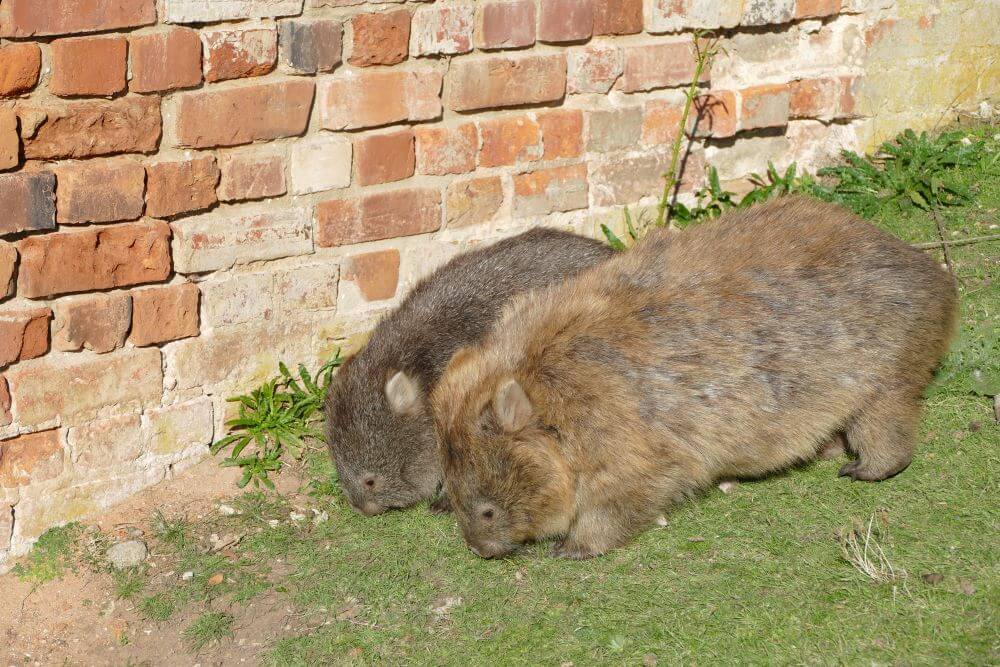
[
  {"x1": 433, "y1": 197, "x2": 958, "y2": 559},
  {"x1": 324, "y1": 228, "x2": 614, "y2": 516}
]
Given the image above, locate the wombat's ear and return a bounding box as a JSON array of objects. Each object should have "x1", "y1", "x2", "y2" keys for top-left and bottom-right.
[
  {"x1": 386, "y1": 370, "x2": 421, "y2": 415},
  {"x1": 493, "y1": 379, "x2": 533, "y2": 433}
]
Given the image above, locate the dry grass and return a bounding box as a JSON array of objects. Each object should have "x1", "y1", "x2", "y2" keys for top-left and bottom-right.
[{"x1": 839, "y1": 512, "x2": 909, "y2": 593}]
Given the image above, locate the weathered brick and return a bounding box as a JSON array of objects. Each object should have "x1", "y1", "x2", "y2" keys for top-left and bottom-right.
[
  {"x1": 163, "y1": 0, "x2": 303, "y2": 24},
  {"x1": 146, "y1": 155, "x2": 220, "y2": 219},
  {"x1": 54, "y1": 158, "x2": 145, "y2": 225},
  {"x1": 355, "y1": 129, "x2": 415, "y2": 186},
  {"x1": 4, "y1": 348, "x2": 163, "y2": 426},
  {"x1": 290, "y1": 135, "x2": 352, "y2": 195},
  {"x1": 202, "y1": 26, "x2": 278, "y2": 83},
  {"x1": 0, "y1": 109, "x2": 17, "y2": 170},
  {"x1": 279, "y1": 19, "x2": 343, "y2": 74},
  {"x1": 789, "y1": 76, "x2": 858, "y2": 120},
  {"x1": 67, "y1": 414, "x2": 142, "y2": 468},
  {"x1": 647, "y1": 0, "x2": 743, "y2": 33},
  {"x1": 539, "y1": 0, "x2": 594, "y2": 43},
  {"x1": 50, "y1": 36, "x2": 127, "y2": 97},
  {"x1": 52, "y1": 293, "x2": 131, "y2": 354},
  {"x1": 479, "y1": 115, "x2": 542, "y2": 167},
  {"x1": 219, "y1": 150, "x2": 287, "y2": 202},
  {"x1": 16, "y1": 221, "x2": 171, "y2": 299},
  {"x1": 0, "y1": 0, "x2": 155, "y2": 37},
  {"x1": 446, "y1": 176, "x2": 503, "y2": 228},
  {"x1": 20, "y1": 96, "x2": 162, "y2": 160},
  {"x1": 0, "y1": 242, "x2": 15, "y2": 299},
  {"x1": 0, "y1": 307, "x2": 50, "y2": 368},
  {"x1": 593, "y1": 0, "x2": 642, "y2": 35},
  {"x1": 742, "y1": 0, "x2": 795, "y2": 26},
  {"x1": 171, "y1": 206, "x2": 311, "y2": 273},
  {"x1": 796, "y1": 0, "x2": 841, "y2": 19},
  {"x1": 175, "y1": 80, "x2": 314, "y2": 149},
  {"x1": 740, "y1": 84, "x2": 791, "y2": 131},
  {"x1": 0, "y1": 43, "x2": 41, "y2": 96},
  {"x1": 642, "y1": 99, "x2": 684, "y2": 147},
  {"x1": 538, "y1": 109, "x2": 584, "y2": 160},
  {"x1": 476, "y1": 0, "x2": 536, "y2": 50},
  {"x1": 202, "y1": 273, "x2": 272, "y2": 327},
  {"x1": 411, "y1": 3, "x2": 475, "y2": 57},
  {"x1": 592, "y1": 149, "x2": 703, "y2": 207},
  {"x1": 587, "y1": 106, "x2": 643, "y2": 153},
  {"x1": 618, "y1": 41, "x2": 705, "y2": 93},
  {"x1": 130, "y1": 28, "x2": 203, "y2": 94},
  {"x1": 319, "y1": 69, "x2": 442, "y2": 130},
  {"x1": 705, "y1": 134, "x2": 790, "y2": 181},
  {"x1": 0, "y1": 376, "x2": 10, "y2": 426},
  {"x1": 449, "y1": 54, "x2": 566, "y2": 111},
  {"x1": 513, "y1": 164, "x2": 588, "y2": 217},
  {"x1": 317, "y1": 188, "x2": 441, "y2": 247},
  {"x1": 567, "y1": 45, "x2": 622, "y2": 94},
  {"x1": 130, "y1": 283, "x2": 200, "y2": 346},
  {"x1": 350, "y1": 9, "x2": 410, "y2": 67},
  {"x1": 689, "y1": 90, "x2": 738, "y2": 138},
  {"x1": 144, "y1": 399, "x2": 214, "y2": 456},
  {"x1": 0, "y1": 430, "x2": 63, "y2": 487},
  {"x1": 0, "y1": 172, "x2": 55, "y2": 237},
  {"x1": 344, "y1": 250, "x2": 400, "y2": 302},
  {"x1": 415, "y1": 123, "x2": 477, "y2": 175},
  {"x1": 273, "y1": 264, "x2": 340, "y2": 312}
]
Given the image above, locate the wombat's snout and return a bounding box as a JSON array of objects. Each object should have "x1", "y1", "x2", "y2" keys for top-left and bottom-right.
[{"x1": 468, "y1": 540, "x2": 513, "y2": 559}]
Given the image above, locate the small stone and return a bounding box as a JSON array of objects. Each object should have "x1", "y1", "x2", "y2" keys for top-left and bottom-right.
[
  {"x1": 921, "y1": 572, "x2": 944, "y2": 585},
  {"x1": 219, "y1": 504, "x2": 237, "y2": 516},
  {"x1": 182, "y1": 570, "x2": 194, "y2": 580},
  {"x1": 688, "y1": 536, "x2": 705, "y2": 543},
  {"x1": 289, "y1": 511, "x2": 306, "y2": 522},
  {"x1": 643, "y1": 654, "x2": 658, "y2": 667},
  {"x1": 268, "y1": 519, "x2": 280, "y2": 528},
  {"x1": 655, "y1": 515, "x2": 669, "y2": 527},
  {"x1": 312, "y1": 509, "x2": 329, "y2": 525},
  {"x1": 717, "y1": 480, "x2": 738, "y2": 494},
  {"x1": 106, "y1": 540, "x2": 147, "y2": 569}
]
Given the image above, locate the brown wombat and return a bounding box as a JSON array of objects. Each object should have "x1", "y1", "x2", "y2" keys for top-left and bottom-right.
[
  {"x1": 324, "y1": 228, "x2": 614, "y2": 516},
  {"x1": 433, "y1": 197, "x2": 958, "y2": 559}
]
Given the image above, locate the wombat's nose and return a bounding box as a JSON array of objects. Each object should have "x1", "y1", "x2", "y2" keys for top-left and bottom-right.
[{"x1": 361, "y1": 473, "x2": 379, "y2": 492}]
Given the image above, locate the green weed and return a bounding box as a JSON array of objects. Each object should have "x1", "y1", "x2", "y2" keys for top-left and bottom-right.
[
  {"x1": 139, "y1": 593, "x2": 176, "y2": 622},
  {"x1": 184, "y1": 612, "x2": 234, "y2": 651},
  {"x1": 11, "y1": 523, "x2": 82, "y2": 587}
]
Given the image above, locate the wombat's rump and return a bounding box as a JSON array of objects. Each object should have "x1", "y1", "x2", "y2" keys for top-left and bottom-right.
[
  {"x1": 324, "y1": 228, "x2": 614, "y2": 516},
  {"x1": 434, "y1": 197, "x2": 958, "y2": 559}
]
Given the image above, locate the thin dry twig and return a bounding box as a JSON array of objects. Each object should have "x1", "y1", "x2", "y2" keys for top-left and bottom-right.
[
  {"x1": 911, "y1": 233, "x2": 1000, "y2": 250},
  {"x1": 931, "y1": 209, "x2": 956, "y2": 277}
]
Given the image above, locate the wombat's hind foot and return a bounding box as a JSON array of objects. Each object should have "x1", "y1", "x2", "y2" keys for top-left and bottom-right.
[
  {"x1": 429, "y1": 493, "x2": 452, "y2": 514},
  {"x1": 840, "y1": 394, "x2": 920, "y2": 481},
  {"x1": 550, "y1": 540, "x2": 601, "y2": 560}
]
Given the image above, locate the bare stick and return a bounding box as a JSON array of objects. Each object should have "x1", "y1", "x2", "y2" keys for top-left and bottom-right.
[
  {"x1": 911, "y1": 233, "x2": 1000, "y2": 250},
  {"x1": 931, "y1": 209, "x2": 956, "y2": 276}
]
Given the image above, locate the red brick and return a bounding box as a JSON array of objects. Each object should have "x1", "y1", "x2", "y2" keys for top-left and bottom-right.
[
  {"x1": 50, "y1": 36, "x2": 127, "y2": 97},
  {"x1": 0, "y1": 307, "x2": 50, "y2": 368},
  {"x1": 52, "y1": 292, "x2": 131, "y2": 354},
  {"x1": 0, "y1": 172, "x2": 55, "y2": 236},
  {"x1": 146, "y1": 156, "x2": 219, "y2": 219},
  {"x1": 740, "y1": 84, "x2": 791, "y2": 131},
  {"x1": 476, "y1": 0, "x2": 536, "y2": 50},
  {"x1": 593, "y1": 0, "x2": 643, "y2": 35},
  {"x1": 689, "y1": 90, "x2": 738, "y2": 138},
  {"x1": 175, "y1": 80, "x2": 314, "y2": 149},
  {"x1": 796, "y1": 0, "x2": 840, "y2": 19},
  {"x1": 0, "y1": 109, "x2": 16, "y2": 170},
  {"x1": 0, "y1": 241, "x2": 15, "y2": 299},
  {"x1": 130, "y1": 283, "x2": 200, "y2": 347},
  {"x1": 202, "y1": 26, "x2": 278, "y2": 83},
  {"x1": 350, "y1": 9, "x2": 410, "y2": 67},
  {"x1": 131, "y1": 28, "x2": 202, "y2": 94},
  {"x1": 0, "y1": 0, "x2": 155, "y2": 38},
  {"x1": 479, "y1": 115, "x2": 542, "y2": 167},
  {"x1": 218, "y1": 151, "x2": 286, "y2": 202},
  {"x1": 0, "y1": 430, "x2": 63, "y2": 487},
  {"x1": 355, "y1": 129, "x2": 415, "y2": 186},
  {"x1": 642, "y1": 99, "x2": 684, "y2": 147},
  {"x1": 319, "y1": 69, "x2": 442, "y2": 130},
  {"x1": 567, "y1": 45, "x2": 622, "y2": 94},
  {"x1": 411, "y1": 3, "x2": 475, "y2": 57},
  {"x1": 53, "y1": 158, "x2": 145, "y2": 225},
  {"x1": 20, "y1": 96, "x2": 162, "y2": 160},
  {"x1": 538, "y1": 109, "x2": 584, "y2": 160},
  {"x1": 279, "y1": 19, "x2": 343, "y2": 74},
  {"x1": 344, "y1": 249, "x2": 400, "y2": 302},
  {"x1": 539, "y1": 0, "x2": 594, "y2": 43},
  {"x1": 0, "y1": 376, "x2": 9, "y2": 426},
  {"x1": 317, "y1": 188, "x2": 441, "y2": 247},
  {"x1": 789, "y1": 76, "x2": 858, "y2": 120},
  {"x1": 449, "y1": 54, "x2": 566, "y2": 112},
  {"x1": 513, "y1": 163, "x2": 588, "y2": 217},
  {"x1": 0, "y1": 42, "x2": 41, "y2": 96},
  {"x1": 446, "y1": 177, "x2": 504, "y2": 228},
  {"x1": 16, "y1": 221, "x2": 171, "y2": 299},
  {"x1": 415, "y1": 124, "x2": 477, "y2": 176},
  {"x1": 619, "y1": 41, "x2": 705, "y2": 93}
]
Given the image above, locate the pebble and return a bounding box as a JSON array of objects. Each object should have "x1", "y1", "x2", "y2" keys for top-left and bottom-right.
[
  {"x1": 106, "y1": 540, "x2": 147, "y2": 570},
  {"x1": 219, "y1": 504, "x2": 237, "y2": 516}
]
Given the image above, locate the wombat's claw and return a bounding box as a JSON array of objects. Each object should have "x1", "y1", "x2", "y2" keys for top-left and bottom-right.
[
  {"x1": 838, "y1": 460, "x2": 860, "y2": 478},
  {"x1": 429, "y1": 495, "x2": 452, "y2": 514},
  {"x1": 550, "y1": 541, "x2": 598, "y2": 560},
  {"x1": 838, "y1": 459, "x2": 890, "y2": 482}
]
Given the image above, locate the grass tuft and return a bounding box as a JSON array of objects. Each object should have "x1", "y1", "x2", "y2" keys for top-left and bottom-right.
[{"x1": 184, "y1": 611, "x2": 234, "y2": 651}]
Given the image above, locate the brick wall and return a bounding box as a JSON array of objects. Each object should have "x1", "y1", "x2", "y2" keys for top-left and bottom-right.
[{"x1": 0, "y1": 0, "x2": 996, "y2": 568}]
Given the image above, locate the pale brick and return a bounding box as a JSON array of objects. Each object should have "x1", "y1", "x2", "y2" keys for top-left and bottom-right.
[
  {"x1": 5, "y1": 348, "x2": 163, "y2": 427},
  {"x1": 742, "y1": 0, "x2": 795, "y2": 26},
  {"x1": 789, "y1": 76, "x2": 859, "y2": 121},
  {"x1": 290, "y1": 135, "x2": 352, "y2": 195},
  {"x1": 592, "y1": 149, "x2": 703, "y2": 207},
  {"x1": 316, "y1": 188, "x2": 441, "y2": 247},
  {"x1": 172, "y1": 206, "x2": 312, "y2": 273},
  {"x1": 0, "y1": 43, "x2": 41, "y2": 96},
  {"x1": 618, "y1": 41, "x2": 705, "y2": 93},
  {"x1": 587, "y1": 107, "x2": 642, "y2": 153},
  {"x1": 349, "y1": 9, "x2": 410, "y2": 67},
  {"x1": 279, "y1": 18, "x2": 342, "y2": 74},
  {"x1": 163, "y1": 0, "x2": 303, "y2": 24},
  {"x1": 415, "y1": 123, "x2": 477, "y2": 175},
  {"x1": 0, "y1": 172, "x2": 55, "y2": 236},
  {"x1": 146, "y1": 155, "x2": 220, "y2": 219},
  {"x1": 0, "y1": 307, "x2": 50, "y2": 368},
  {"x1": 740, "y1": 84, "x2": 791, "y2": 131},
  {"x1": 0, "y1": 0, "x2": 155, "y2": 37},
  {"x1": 273, "y1": 264, "x2": 340, "y2": 312},
  {"x1": 647, "y1": 0, "x2": 743, "y2": 33},
  {"x1": 705, "y1": 135, "x2": 792, "y2": 181},
  {"x1": 202, "y1": 26, "x2": 278, "y2": 83},
  {"x1": 20, "y1": 97, "x2": 162, "y2": 160},
  {"x1": 67, "y1": 414, "x2": 142, "y2": 469},
  {"x1": 411, "y1": 3, "x2": 475, "y2": 57},
  {"x1": 0, "y1": 430, "x2": 63, "y2": 487},
  {"x1": 344, "y1": 250, "x2": 399, "y2": 302},
  {"x1": 219, "y1": 150, "x2": 287, "y2": 202},
  {"x1": 513, "y1": 164, "x2": 588, "y2": 217},
  {"x1": 318, "y1": 69, "x2": 442, "y2": 131},
  {"x1": 355, "y1": 129, "x2": 415, "y2": 187},
  {"x1": 202, "y1": 273, "x2": 273, "y2": 327},
  {"x1": 449, "y1": 54, "x2": 566, "y2": 112},
  {"x1": 642, "y1": 99, "x2": 684, "y2": 147},
  {"x1": 567, "y1": 45, "x2": 622, "y2": 94},
  {"x1": 130, "y1": 284, "x2": 200, "y2": 346},
  {"x1": 689, "y1": 90, "x2": 738, "y2": 138},
  {"x1": 53, "y1": 158, "x2": 145, "y2": 225},
  {"x1": 475, "y1": 0, "x2": 536, "y2": 50},
  {"x1": 479, "y1": 115, "x2": 542, "y2": 168},
  {"x1": 52, "y1": 293, "x2": 132, "y2": 354},
  {"x1": 144, "y1": 399, "x2": 214, "y2": 456},
  {"x1": 446, "y1": 177, "x2": 503, "y2": 228}
]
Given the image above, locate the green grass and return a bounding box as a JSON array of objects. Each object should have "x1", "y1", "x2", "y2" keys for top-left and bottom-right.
[
  {"x1": 11, "y1": 522, "x2": 82, "y2": 587},
  {"x1": 184, "y1": 611, "x2": 234, "y2": 651}
]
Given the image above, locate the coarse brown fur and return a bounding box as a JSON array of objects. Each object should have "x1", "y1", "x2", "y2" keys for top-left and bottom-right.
[
  {"x1": 324, "y1": 228, "x2": 613, "y2": 516},
  {"x1": 433, "y1": 197, "x2": 958, "y2": 559}
]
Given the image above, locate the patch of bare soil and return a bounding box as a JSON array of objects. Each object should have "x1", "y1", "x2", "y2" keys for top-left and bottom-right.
[{"x1": 0, "y1": 459, "x2": 308, "y2": 667}]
